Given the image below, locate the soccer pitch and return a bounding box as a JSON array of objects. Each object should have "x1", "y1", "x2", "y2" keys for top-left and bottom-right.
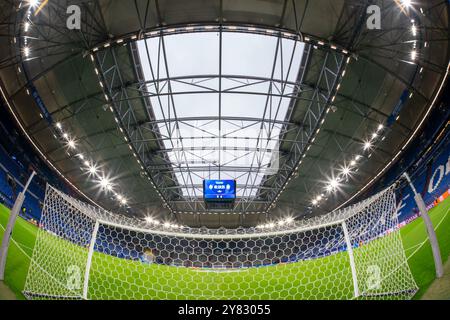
[{"x1": 1, "y1": 197, "x2": 450, "y2": 300}]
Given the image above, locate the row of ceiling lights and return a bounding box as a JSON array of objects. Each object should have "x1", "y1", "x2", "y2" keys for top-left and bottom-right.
[
  {"x1": 19, "y1": 0, "x2": 183, "y2": 228},
  {"x1": 311, "y1": 0, "x2": 424, "y2": 209},
  {"x1": 265, "y1": 54, "x2": 352, "y2": 213},
  {"x1": 90, "y1": 54, "x2": 174, "y2": 215},
  {"x1": 21, "y1": 0, "x2": 131, "y2": 207},
  {"x1": 262, "y1": 0, "x2": 425, "y2": 226},
  {"x1": 18, "y1": 0, "x2": 431, "y2": 229},
  {"x1": 54, "y1": 122, "x2": 129, "y2": 208}
]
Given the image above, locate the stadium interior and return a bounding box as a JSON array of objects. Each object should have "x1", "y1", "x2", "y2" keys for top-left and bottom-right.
[{"x1": 0, "y1": 0, "x2": 449, "y2": 301}]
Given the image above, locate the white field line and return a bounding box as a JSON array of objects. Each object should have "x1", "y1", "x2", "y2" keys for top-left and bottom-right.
[{"x1": 405, "y1": 206, "x2": 450, "y2": 260}]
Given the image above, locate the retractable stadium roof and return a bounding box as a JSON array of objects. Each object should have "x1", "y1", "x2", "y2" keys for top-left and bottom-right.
[{"x1": 0, "y1": 0, "x2": 448, "y2": 228}]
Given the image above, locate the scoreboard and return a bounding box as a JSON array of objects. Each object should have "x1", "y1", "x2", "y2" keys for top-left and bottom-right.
[{"x1": 203, "y1": 180, "x2": 236, "y2": 202}]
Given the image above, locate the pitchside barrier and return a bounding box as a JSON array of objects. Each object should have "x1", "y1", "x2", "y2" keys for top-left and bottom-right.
[{"x1": 22, "y1": 184, "x2": 418, "y2": 300}]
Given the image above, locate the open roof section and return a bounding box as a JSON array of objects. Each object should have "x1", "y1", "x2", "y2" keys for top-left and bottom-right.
[{"x1": 135, "y1": 31, "x2": 305, "y2": 202}]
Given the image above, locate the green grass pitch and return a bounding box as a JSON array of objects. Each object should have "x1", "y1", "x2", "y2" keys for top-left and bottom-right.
[{"x1": 1, "y1": 196, "x2": 450, "y2": 300}]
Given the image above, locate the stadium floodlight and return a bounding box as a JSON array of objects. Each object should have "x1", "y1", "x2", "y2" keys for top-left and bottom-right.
[
  {"x1": 411, "y1": 50, "x2": 417, "y2": 60},
  {"x1": 330, "y1": 178, "x2": 339, "y2": 188},
  {"x1": 67, "y1": 139, "x2": 76, "y2": 149},
  {"x1": 342, "y1": 167, "x2": 351, "y2": 176},
  {"x1": 377, "y1": 124, "x2": 384, "y2": 132},
  {"x1": 23, "y1": 46, "x2": 30, "y2": 57},
  {"x1": 401, "y1": 0, "x2": 412, "y2": 7},
  {"x1": 312, "y1": 199, "x2": 318, "y2": 205},
  {"x1": 28, "y1": 0, "x2": 39, "y2": 7},
  {"x1": 62, "y1": 133, "x2": 69, "y2": 140},
  {"x1": 363, "y1": 141, "x2": 372, "y2": 150},
  {"x1": 55, "y1": 122, "x2": 62, "y2": 130},
  {"x1": 77, "y1": 154, "x2": 84, "y2": 160},
  {"x1": 350, "y1": 160, "x2": 357, "y2": 166},
  {"x1": 99, "y1": 178, "x2": 109, "y2": 188},
  {"x1": 371, "y1": 133, "x2": 378, "y2": 140},
  {"x1": 145, "y1": 217, "x2": 154, "y2": 224},
  {"x1": 88, "y1": 165, "x2": 97, "y2": 174},
  {"x1": 285, "y1": 217, "x2": 294, "y2": 224}
]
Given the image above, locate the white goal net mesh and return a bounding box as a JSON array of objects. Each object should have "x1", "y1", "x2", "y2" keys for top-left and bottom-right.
[{"x1": 23, "y1": 184, "x2": 418, "y2": 300}]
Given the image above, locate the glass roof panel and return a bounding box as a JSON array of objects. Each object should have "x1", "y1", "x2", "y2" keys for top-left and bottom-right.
[{"x1": 137, "y1": 31, "x2": 305, "y2": 200}]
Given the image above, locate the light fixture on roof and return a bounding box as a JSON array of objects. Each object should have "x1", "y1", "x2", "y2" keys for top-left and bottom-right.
[
  {"x1": 411, "y1": 25, "x2": 417, "y2": 37},
  {"x1": 88, "y1": 165, "x2": 97, "y2": 174},
  {"x1": 67, "y1": 139, "x2": 76, "y2": 149},
  {"x1": 145, "y1": 217, "x2": 154, "y2": 224},
  {"x1": 28, "y1": 0, "x2": 39, "y2": 8},
  {"x1": 377, "y1": 124, "x2": 383, "y2": 132},
  {"x1": 56, "y1": 122, "x2": 62, "y2": 130},
  {"x1": 363, "y1": 141, "x2": 372, "y2": 150},
  {"x1": 330, "y1": 178, "x2": 339, "y2": 189},
  {"x1": 23, "y1": 46, "x2": 30, "y2": 57},
  {"x1": 99, "y1": 177, "x2": 110, "y2": 189},
  {"x1": 401, "y1": 0, "x2": 412, "y2": 8},
  {"x1": 342, "y1": 166, "x2": 351, "y2": 176},
  {"x1": 411, "y1": 50, "x2": 417, "y2": 61}
]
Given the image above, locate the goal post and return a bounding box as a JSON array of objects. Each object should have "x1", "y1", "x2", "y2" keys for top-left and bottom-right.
[{"x1": 23, "y1": 184, "x2": 418, "y2": 300}]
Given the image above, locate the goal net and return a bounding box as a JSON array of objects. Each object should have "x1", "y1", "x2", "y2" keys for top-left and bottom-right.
[{"x1": 23, "y1": 184, "x2": 418, "y2": 300}]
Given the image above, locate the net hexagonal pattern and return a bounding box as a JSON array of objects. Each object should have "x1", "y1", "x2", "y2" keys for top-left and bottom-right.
[{"x1": 23, "y1": 185, "x2": 418, "y2": 300}]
